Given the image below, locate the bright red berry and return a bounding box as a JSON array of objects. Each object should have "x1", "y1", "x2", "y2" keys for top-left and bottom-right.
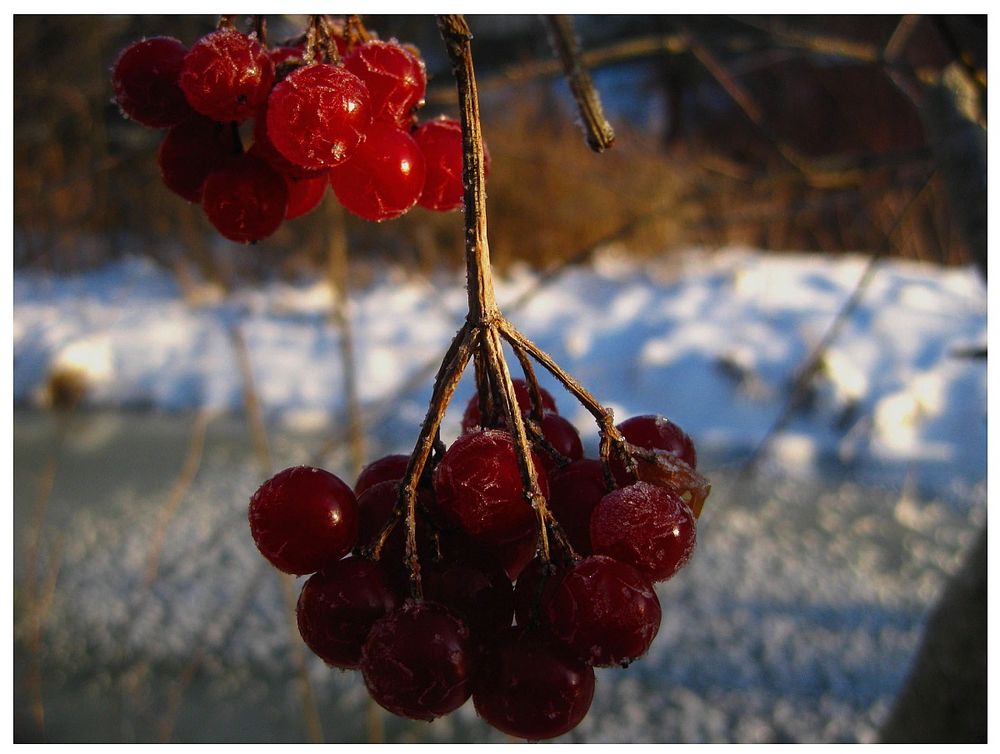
[
  {"x1": 361, "y1": 600, "x2": 476, "y2": 721},
  {"x1": 111, "y1": 36, "x2": 195, "y2": 128},
  {"x1": 344, "y1": 40, "x2": 426, "y2": 128},
  {"x1": 157, "y1": 116, "x2": 236, "y2": 202},
  {"x1": 460, "y1": 379, "x2": 557, "y2": 434},
  {"x1": 547, "y1": 459, "x2": 608, "y2": 556},
  {"x1": 179, "y1": 28, "x2": 274, "y2": 123},
  {"x1": 414, "y1": 116, "x2": 489, "y2": 211},
  {"x1": 283, "y1": 172, "x2": 328, "y2": 220},
  {"x1": 252, "y1": 102, "x2": 326, "y2": 180},
  {"x1": 474, "y1": 627, "x2": 595, "y2": 740},
  {"x1": 590, "y1": 481, "x2": 696, "y2": 582},
  {"x1": 432, "y1": 429, "x2": 548, "y2": 545},
  {"x1": 541, "y1": 555, "x2": 661, "y2": 667},
  {"x1": 296, "y1": 557, "x2": 401, "y2": 669},
  {"x1": 248, "y1": 465, "x2": 359, "y2": 575},
  {"x1": 328, "y1": 121, "x2": 426, "y2": 222},
  {"x1": 201, "y1": 152, "x2": 288, "y2": 243},
  {"x1": 265, "y1": 63, "x2": 371, "y2": 170}
]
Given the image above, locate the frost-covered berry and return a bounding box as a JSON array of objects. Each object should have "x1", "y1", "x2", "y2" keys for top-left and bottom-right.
[
  {"x1": 202, "y1": 152, "x2": 288, "y2": 244},
  {"x1": 111, "y1": 36, "x2": 195, "y2": 128},
  {"x1": 179, "y1": 28, "x2": 274, "y2": 123},
  {"x1": 344, "y1": 39, "x2": 426, "y2": 128}
]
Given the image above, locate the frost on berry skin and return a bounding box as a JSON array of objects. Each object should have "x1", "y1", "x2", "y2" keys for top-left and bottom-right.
[
  {"x1": 542, "y1": 555, "x2": 661, "y2": 667},
  {"x1": 344, "y1": 40, "x2": 427, "y2": 128},
  {"x1": 474, "y1": 627, "x2": 595, "y2": 741},
  {"x1": 157, "y1": 116, "x2": 236, "y2": 203},
  {"x1": 251, "y1": 102, "x2": 327, "y2": 180},
  {"x1": 282, "y1": 171, "x2": 328, "y2": 220},
  {"x1": 460, "y1": 378, "x2": 557, "y2": 434},
  {"x1": 296, "y1": 557, "x2": 401, "y2": 669},
  {"x1": 547, "y1": 459, "x2": 608, "y2": 556},
  {"x1": 111, "y1": 36, "x2": 195, "y2": 128},
  {"x1": 361, "y1": 600, "x2": 476, "y2": 721},
  {"x1": 328, "y1": 121, "x2": 426, "y2": 222},
  {"x1": 589, "y1": 481, "x2": 696, "y2": 583},
  {"x1": 202, "y1": 152, "x2": 288, "y2": 243},
  {"x1": 432, "y1": 429, "x2": 549, "y2": 546},
  {"x1": 179, "y1": 28, "x2": 274, "y2": 123},
  {"x1": 248, "y1": 465, "x2": 359, "y2": 576},
  {"x1": 414, "y1": 116, "x2": 490, "y2": 212},
  {"x1": 265, "y1": 63, "x2": 372, "y2": 170}
]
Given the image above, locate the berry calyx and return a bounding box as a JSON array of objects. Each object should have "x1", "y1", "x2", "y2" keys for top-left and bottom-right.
[
  {"x1": 201, "y1": 152, "x2": 288, "y2": 243},
  {"x1": 414, "y1": 116, "x2": 489, "y2": 212},
  {"x1": 361, "y1": 600, "x2": 476, "y2": 721},
  {"x1": 327, "y1": 121, "x2": 426, "y2": 222},
  {"x1": 111, "y1": 36, "x2": 195, "y2": 128},
  {"x1": 179, "y1": 28, "x2": 274, "y2": 123},
  {"x1": 265, "y1": 63, "x2": 372, "y2": 170},
  {"x1": 248, "y1": 465, "x2": 359, "y2": 575},
  {"x1": 344, "y1": 40, "x2": 427, "y2": 128}
]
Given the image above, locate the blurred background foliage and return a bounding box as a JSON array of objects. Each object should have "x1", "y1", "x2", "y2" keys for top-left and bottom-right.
[{"x1": 13, "y1": 14, "x2": 986, "y2": 284}]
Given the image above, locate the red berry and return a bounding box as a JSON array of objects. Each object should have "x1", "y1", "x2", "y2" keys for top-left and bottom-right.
[
  {"x1": 179, "y1": 28, "x2": 274, "y2": 123},
  {"x1": 474, "y1": 627, "x2": 595, "y2": 740},
  {"x1": 547, "y1": 459, "x2": 608, "y2": 556},
  {"x1": 328, "y1": 121, "x2": 425, "y2": 222},
  {"x1": 283, "y1": 172, "x2": 328, "y2": 220},
  {"x1": 493, "y1": 523, "x2": 539, "y2": 581},
  {"x1": 252, "y1": 102, "x2": 326, "y2": 180},
  {"x1": 361, "y1": 600, "x2": 476, "y2": 721},
  {"x1": 414, "y1": 116, "x2": 489, "y2": 211},
  {"x1": 535, "y1": 412, "x2": 584, "y2": 471},
  {"x1": 513, "y1": 556, "x2": 567, "y2": 629},
  {"x1": 432, "y1": 429, "x2": 548, "y2": 545},
  {"x1": 460, "y1": 379, "x2": 557, "y2": 434},
  {"x1": 111, "y1": 36, "x2": 195, "y2": 128},
  {"x1": 617, "y1": 414, "x2": 697, "y2": 470},
  {"x1": 354, "y1": 454, "x2": 411, "y2": 497},
  {"x1": 296, "y1": 557, "x2": 401, "y2": 669},
  {"x1": 269, "y1": 44, "x2": 305, "y2": 68},
  {"x1": 248, "y1": 465, "x2": 359, "y2": 575},
  {"x1": 542, "y1": 555, "x2": 660, "y2": 667},
  {"x1": 265, "y1": 63, "x2": 371, "y2": 170},
  {"x1": 423, "y1": 546, "x2": 514, "y2": 641},
  {"x1": 344, "y1": 40, "x2": 426, "y2": 128},
  {"x1": 589, "y1": 481, "x2": 696, "y2": 582},
  {"x1": 202, "y1": 152, "x2": 288, "y2": 243},
  {"x1": 157, "y1": 116, "x2": 236, "y2": 202}
]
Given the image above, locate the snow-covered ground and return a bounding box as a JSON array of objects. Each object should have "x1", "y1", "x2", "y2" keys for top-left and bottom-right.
[{"x1": 12, "y1": 247, "x2": 988, "y2": 742}]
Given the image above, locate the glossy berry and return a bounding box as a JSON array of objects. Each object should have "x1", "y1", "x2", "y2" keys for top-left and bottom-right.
[
  {"x1": 590, "y1": 481, "x2": 696, "y2": 582},
  {"x1": 157, "y1": 116, "x2": 236, "y2": 202},
  {"x1": 432, "y1": 429, "x2": 548, "y2": 545},
  {"x1": 328, "y1": 121, "x2": 425, "y2": 222},
  {"x1": 265, "y1": 63, "x2": 371, "y2": 170},
  {"x1": 354, "y1": 454, "x2": 411, "y2": 497},
  {"x1": 414, "y1": 116, "x2": 489, "y2": 211},
  {"x1": 618, "y1": 414, "x2": 697, "y2": 469},
  {"x1": 202, "y1": 152, "x2": 288, "y2": 243},
  {"x1": 179, "y1": 28, "x2": 274, "y2": 123},
  {"x1": 547, "y1": 459, "x2": 608, "y2": 556},
  {"x1": 423, "y1": 546, "x2": 514, "y2": 641},
  {"x1": 283, "y1": 172, "x2": 328, "y2": 220},
  {"x1": 535, "y1": 412, "x2": 584, "y2": 471},
  {"x1": 361, "y1": 600, "x2": 476, "y2": 721},
  {"x1": 344, "y1": 39, "x2": 426, "y2": 128},
  {"x1": 296, "y1": 557, "x2": 401, "y2": 669},
  {"x1": 474, "y1": 627, "x2": 595, "y2": 740},
  {"x1": 111, "y1": 36, "x2": 195, "y2": 128},
  {"x1": 252, "y1": 102, "x2": 326, "y2": 180},
  {"x1": 542, "y1": 555, "x2": 660, "y2": 667},
  {"x1": 248, "y1": 465, "x2": 359, "y2": 575},
  {"x1": 269, "y1": 44, "x2": 305, "y2": 68},
  {"x1": 460, "y1": 379, "x2": 557, "y2": 434}
]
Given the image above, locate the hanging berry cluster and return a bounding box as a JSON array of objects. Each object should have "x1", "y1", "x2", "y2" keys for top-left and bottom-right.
[{"x1": 111, "y1": 16, "x2": 480, "y2": 243}]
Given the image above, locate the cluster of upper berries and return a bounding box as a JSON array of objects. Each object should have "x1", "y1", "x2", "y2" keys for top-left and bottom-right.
[
  {"x1": 111, "y1": 19, "x2": 479, "y2": 243},
  {"x1": 247, "y1": 379, "x2": 709, "y2": 740}
]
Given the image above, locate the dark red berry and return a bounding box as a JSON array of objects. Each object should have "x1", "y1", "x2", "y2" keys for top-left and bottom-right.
[
  {"x1": 361, "y1": 600, "x2": 476, "y2": 721},
  {"x1": 474, "y1": 627, "x2": 595, "y2": 740},
  {"x1": 328, "y1": 121, "x2": 425, "y2": 222},
  {"x1": 265, "y1": 63, "x2": 371, "y2": 170},
  {"x1": 344, "y1": 40, "x2": 426, "y2": 128},
  {"x1": 616, "y1": 414, "x2": 697, "y2": 471},
  {"x1": 414, "y1": 116, "x2": 489, "y2": 211},
  {"x1": 354, "y1": 454, "x2": 411, "y2": 497},
  {"x1": 542, "y1": 555, "x2": 660, "y2": 667},
  {"x1": 423, "y1": 546, "x2": 514, "y2": 641},
  {"x1": 248, "y1": 465, "x2": 359, "y2": 576},
  {"x1": 589, "y1": 481, "x2": 696, "y2": 582},
  {"x1": 513, "y1": 556, "x2": 567, "y2": 629},
  {"x1": 179, "y1": 28, "x2": 274, "y2": 123},
  {"x1": 535, "y1": 412, "x2": 584, "y2": 471},
  {"x1": 432, "y1": 429, "x2": 548, "y2": 545},
  {"x1": 547, "y1": 459, "x2": 608, "y2": 556},
  {"x1": 296, "y1": 557, "x2": 401, "y2": 669},
  {"x1": 283, "y1": 172, "x2": 328, "y2": 220},
  {"x1": 111, "y1": 36, "x2": 195, "y2": 128},
  {"x1": 157, "y1": 116, "x2": 236, "y2": 202},
  {"x1": 460, "y1": 379, "x2": 557, "y2": 434},
  {"x1": 202, "y1": 152, "x2": 288, "y2": 243},
  {"x1": 493, "y1": 523, "x2": 539, "y2": 581}
]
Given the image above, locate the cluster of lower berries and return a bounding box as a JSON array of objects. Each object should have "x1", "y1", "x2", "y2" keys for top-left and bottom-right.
[
  {"x1": 111, "y1": 18, "x2": 480, "y2": 243},
  {"x1": 248, "y1": 379, "x2": 710, "y2": 740}
]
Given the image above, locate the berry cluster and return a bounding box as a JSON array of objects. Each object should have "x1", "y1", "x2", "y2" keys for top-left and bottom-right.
[
  {"x1": 248, "y1": 380, "x2": 709, "y2": 740},
  {"x1": 111, "y1": 18, "x2": 482, "y2": 243}
]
